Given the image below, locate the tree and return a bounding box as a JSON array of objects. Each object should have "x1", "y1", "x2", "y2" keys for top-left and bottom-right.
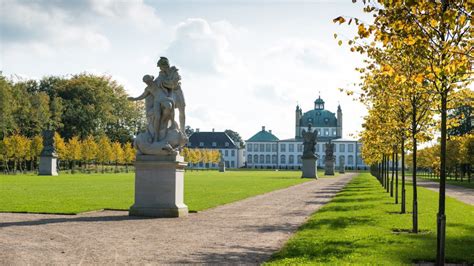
[
  {"x1": 184, "y1": 126, "x2": 195, "y2": 137},
  {"x1": 123, "y1": 142, "x2": 135, "y2": 173},
  {"x1": 67, "y1": 136, "x2": 82, "y2": 173},
  {"x1": 111, "y1": 141, "x2": 124, "y2": 173},
  {"x1": 97, "y1": 135, "x2": 113, "y2": 173},
  {"x1": 225, "y1": 129, "x2": 244, "y2": 148},
  {"x1": 0, "y1": 74, "x2": 15, "y2": 139},
  {"x1": 81, "y1": 135, "x2": 98, "y2": 172},
  {"x1": 30, "y1": 135, "x2": 43, "y2": 171}
]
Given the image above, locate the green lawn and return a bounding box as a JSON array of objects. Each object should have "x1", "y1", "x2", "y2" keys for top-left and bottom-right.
[
  {"x1": 0, "y1": 170, "x2": 322, "y2": 214},
  {"x1": 268, "y1": 173, "x2": 474, "y2": 264},
  {"x1": 419, "y1": 176, "x2": 474, "y2": 189}
]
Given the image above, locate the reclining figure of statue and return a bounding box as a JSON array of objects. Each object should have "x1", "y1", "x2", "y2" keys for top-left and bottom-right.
[{"x1": 128, "y1": 57, "x2": 188, "y2": 156}]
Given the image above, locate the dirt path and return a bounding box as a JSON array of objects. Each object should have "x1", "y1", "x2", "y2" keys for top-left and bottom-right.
[
  {"x1": 0, "y1": 173, "x2": 355, "y2": 265},
  {"x1": 414, "y1": 178, "x2": 474, "y2": 205}
]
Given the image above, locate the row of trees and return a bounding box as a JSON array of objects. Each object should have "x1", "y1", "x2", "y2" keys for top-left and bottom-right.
[
  {"x1": 407, "y1": 135, "x2": 473, "y2": 181},
  {"x1": 182, "y1": 148, "x2": 221, "y2": 168},
  {"x1": 0, "y1": 73, "x2": 145, "y2": 143},
  {"x1": 0, "y1": 133, "x2": 135, "y2": 174},
  {"x1": 335, "y1": 0, "x2": 472, "y2": 263}
]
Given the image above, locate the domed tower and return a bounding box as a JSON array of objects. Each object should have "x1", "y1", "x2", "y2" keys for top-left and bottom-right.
[
  {"x1": 314, "y1": 96, "x2": 325, "y2": 110},
  {"x1": 295, "y1": 104, "x2": 302, "y2": 138},
  {"x1": 337, "y1": 104, "x2": 343, "y2": 137}
]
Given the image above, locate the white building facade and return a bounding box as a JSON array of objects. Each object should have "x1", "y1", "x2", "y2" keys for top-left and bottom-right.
[{"x1": 245, "y1": 97, "x2": 367, "y2": 170}]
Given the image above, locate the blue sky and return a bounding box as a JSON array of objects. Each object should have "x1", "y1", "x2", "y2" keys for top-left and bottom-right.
[{"x1": 0, "y1": 0, "x2": 371, "y2": 140}]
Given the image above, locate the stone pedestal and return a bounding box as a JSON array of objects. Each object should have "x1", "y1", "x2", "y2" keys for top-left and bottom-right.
[
  {"x1": 339, "y1": 162, "x2": 345, "y2": 174},
  {"x1": 325, "y1": 159, "x2": 335, "y2": 175},
  {"x1": 302, "y1": 157, "x2": 318, "y2": 178},
  {"x1": 38, "y1": 156, "x2": 58, "y2": 176},
  {"x1": 129, "y1": 154, "x2": 188, "y2": 218},
  {"x1": 218, "y1": 161, "x2": 226, "y2": 172}
]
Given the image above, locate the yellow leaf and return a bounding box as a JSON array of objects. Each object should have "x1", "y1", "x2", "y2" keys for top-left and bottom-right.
[
  {"x1": 414, "y1": 74, "x2": 424, "y2": 84},
  {"x1": 338, "y1": 40, "x2": 343, "y2": 46}
]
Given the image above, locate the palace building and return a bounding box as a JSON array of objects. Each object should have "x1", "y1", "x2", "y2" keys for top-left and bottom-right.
[{"x1": 245, "y1": 96, "x2": 367, "y2": 170}]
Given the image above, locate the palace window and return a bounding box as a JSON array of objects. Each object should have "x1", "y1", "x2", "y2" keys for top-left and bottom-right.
[
  {"x1": 280, "y1": 144, "x2": 286, "y2": 152},
  {"x1": 260, "y1": 144, "x2": 265, "y2": 151},
  {"x1": 297, "y1": 144, "x2": 302, "y2": 152},
  {"x1": 289, "y1": 155, "x2": 294, "y2": 164},
  {"x1": 297, "y1": 155, "x2": 302, "y2": 164},
  {"x1": 348, "y1": 155, "x2": 354, "y2": 165},
  {"x1": 325, "y1": 129, "x2": 329, "y2": 136},
  {"x1": 266, "y1": 155, "x2": 270, "y2": 164},
  {"x1": 231, "y1": 161, "x2": 235, "y2": 167},
  {"x1": 199, "y1": 142, "x2": 204, "y2": 147},
  {"x1": 231, "y1": 150, "x2": 235, "y2": 156},
  {"x1": 339, "y1": 155, "x2": 345, "y2": 165},
  {"x1": 280, "y1": 155, "x2": 286, "y2": 164},
  {"x1": 289, "y1": 144, "x2": 294, "y2": 152},
  {"x1": 339, "y1": 144, "x2": 345, "y2": 152},
  {"x1": 247, "y1": 144, "x2": 253, "y2": 152},
  {"x1": 272, "y1": 144, "x2": 277, "y2": 152},
  {"x1": 260, "y1": 155, "x2": 264, "y2": 163},
  {"x1": 265, "y1": 144, "x2": 271, "y2": 152},
  {"x1": 225, "y1": 150, "x2": 228, "y2": 156},
  {"x1": 254, "y1": 155, "x2": 258, "y2": 163},
  {"x1": 316, "y1": 144, "x2": 319, "y2": 152},
  {"x1": 225, "y1": 142, "x2": 229, "y2": 147},
  {"x1": 272, "y1": 155, "x2": 277, "y2": 164},
  {"x1": 254, "y1": 144, "x2": 259, "y2": 152},
  {"x1": 348, "y1": 144, "x2": 354, "y2": 152},
  {"x1": 247, "y1": 155, "x2": 252, "y2": 163},
  {"x1": 212, "y1": 142, "x2": 216, "y2": 147}
]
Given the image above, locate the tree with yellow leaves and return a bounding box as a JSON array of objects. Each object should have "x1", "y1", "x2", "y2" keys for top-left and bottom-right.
[
  {"x1": 29, "y1": 135, "x2": 43, "y2": 172},
  {"x1": 123, "y1": 142, "x2": 135, "y2": 173},
  {"x1": 111, "y1": 141, "x2": 124, "y2": 173},
  {"x1": 97, "y1": 135, "x2": 113, "y2": 173},
  {"x1": 54, "y1": 132, "x2": 67, "y2": 170},
  {"x1": 81, "y1": 135, "x2": 98, "y2": 172},
  {"x1": 67, "y1": 136, "x2": 82, "y2": 173}
]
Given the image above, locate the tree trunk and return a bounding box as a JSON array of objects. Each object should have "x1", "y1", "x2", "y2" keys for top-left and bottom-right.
[
  {"x1": 437, "y1": 90, "x2": 448, "y2": 265},
  {"x1": 412, "y1": 102, "x2": 418, "y2": 233},
  {"x1": 401, "y1": 138, "x2": 406, "y2": 214},
  {"x1": 391, "y1": 151, "x2": 394, "y2": 197},
  {"x1": 395, "y1": 148, "x2": 399, "y2": 204}
]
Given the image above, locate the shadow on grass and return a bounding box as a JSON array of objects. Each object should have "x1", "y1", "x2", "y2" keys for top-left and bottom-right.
[{"x1": 300, "y1": 216, "x2": 375, "y2": 230}]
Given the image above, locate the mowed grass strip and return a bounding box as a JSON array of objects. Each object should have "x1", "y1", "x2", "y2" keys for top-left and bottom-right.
[
  {"x1": 419, "y1": 176, "x2": 474, "y2": 189},
  {"x1": 268, "y1": 173, "x2": 474, "y2": 265},
  {"x1": 0, "y1": 170, "x2": 315, "y2": 214}
]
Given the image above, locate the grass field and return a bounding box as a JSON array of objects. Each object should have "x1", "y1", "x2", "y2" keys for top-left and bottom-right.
[
  {"x1": 268, "y1": 173, "x2": 474, "y2": 264},
  {"x1": 0, "y1": 170, "x2": 325, "y2": 214},
  {"x1": 419, "y1": 176, "x2": 474, "y2": 189}
]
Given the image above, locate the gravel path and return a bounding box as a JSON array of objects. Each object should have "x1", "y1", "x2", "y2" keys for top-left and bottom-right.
[
  {"x1": 415, "y1": 178, "x2": 474, "y2": 205},
  {"x1": 0, "y1": 173, "x2": 356, "y2": 265}
]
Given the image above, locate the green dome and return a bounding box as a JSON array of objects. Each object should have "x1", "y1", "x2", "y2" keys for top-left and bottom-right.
[
  {"x1": 314, "y1": 96, "x2": 325, "y2": 105},
  {"x1": 247, "y1": 127, "x2": 279, "y2": 142},
  {"x1": 300, "y1": 109, "x2": 337, "y2": 127}
]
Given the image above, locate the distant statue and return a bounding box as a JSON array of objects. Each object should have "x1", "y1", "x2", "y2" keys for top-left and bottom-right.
[
  {"x1": 128, "y1": 57, "x2": 188, "y2": 155},
  {"x1": 325, "y1": 141, "x2": 335, "y2": 162},
  {"x1": 302, "y1": 124, "x2": 318, "y2": 159},
  {"x1": 40, "y1": 130, "x2": 57, "y2": 157}
]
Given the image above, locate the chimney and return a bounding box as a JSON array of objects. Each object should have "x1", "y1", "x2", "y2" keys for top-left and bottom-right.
[
  {"x1": 196, "y1": 128, "x2": 200, "y2": 133},
  {"x1": 212, "y1": 128, "x2": 215, "y2": 132},
  {"x1": 262, "y1": 126, "x2": 266, "y2": 131},
  {"x1": 269, "y1": 130, "x2": 272, "y2": 134}
]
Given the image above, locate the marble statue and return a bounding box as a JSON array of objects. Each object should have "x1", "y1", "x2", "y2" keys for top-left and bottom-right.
[{"x1": 128, "y1": 57, "x2": 187, "y2": 155}]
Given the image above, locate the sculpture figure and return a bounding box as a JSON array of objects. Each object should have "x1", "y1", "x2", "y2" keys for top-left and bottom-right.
[{"x1": 128, "y1": 57, "x2": 188, "y2": 155}]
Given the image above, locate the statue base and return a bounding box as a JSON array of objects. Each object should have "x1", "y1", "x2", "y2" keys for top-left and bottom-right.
[
  {"x1": 218, "y1": 162, "x2": 225, "y2": 172},
  {"x1": 325, "y1": 160, "x2": 335, "y2": 176},
  {"x1": 129, "y1": 154, "x2": 188, "y2": 218},
  {"x1": 339, "y1": 165, "x2": 345, "y2": 174},
  {"x1": 38, "y1": 156, "x2": 58, "y2": 176},
  {"x1": 301, "y1": 157, "x2": 318, "y2": 178}
]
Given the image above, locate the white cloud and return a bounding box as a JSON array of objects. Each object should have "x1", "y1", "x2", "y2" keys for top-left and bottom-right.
[{"x1": 165, "y1": 18, "x2": 241, "y2": 74}]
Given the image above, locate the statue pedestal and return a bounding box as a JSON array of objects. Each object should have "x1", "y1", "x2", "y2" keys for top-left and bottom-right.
[
  {"x1": 38, "y1": 156, "x2": 58, "y2": 176},
  {"x1": 218, "y1": 162, "x2": 226, "y2": 172},
  {"x1": 302, "y1": 157, "x2": 318, "y2": 178},
  {"x1": 129, "y1": 154, "x2": 188, "y2": 218},
  {"x1": 325, "y1": 160, "x2": 335, "y2": 176},
  {"x1": 339, "y1": 163, "x2": 345, "y2": 174}
]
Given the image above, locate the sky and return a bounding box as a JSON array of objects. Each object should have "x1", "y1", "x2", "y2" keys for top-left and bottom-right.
[{"x1": 0, "y1": 0, "x2": 373, "y2": 140}]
